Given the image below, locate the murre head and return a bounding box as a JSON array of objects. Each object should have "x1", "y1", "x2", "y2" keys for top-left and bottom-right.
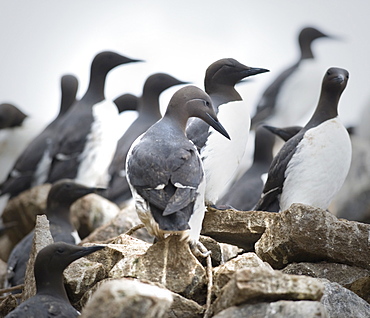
[
  {"x1": 91, "y1": 51, "x2": 143, "y2": 74},
  {"x1": 46, "y1": 179, "x2": 106, "y2": 209},
  {"x1": 166, "y1": 85, "x2": 230, "y2": 139},
  {"x1": 143, "y1": 73, "x2": 189, "y2": 96},
  {"x1": 205, "y1": 58, "x2": 269, "y2": 90},
  {"x1": 306, "y1": 67, "x2": 349, "y2": 128},
  {"x1": 34, "y1": 242, "x2": 104, "y2": 291},
  {"x1": 322, "y1": 67, "x2": 349, "y2": 93},
  {"x1": 298, "y1": 26, "x2": 336, "y2": 59},
  {"x1": 0, "y1": 103, "x2": 27, "y2": 129},
  {"x1": 114, "y1": 93, "x2": 139, "y2": 113}
]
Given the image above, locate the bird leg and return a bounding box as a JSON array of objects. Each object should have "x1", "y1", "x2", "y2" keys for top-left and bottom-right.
[
  {"x1": 124, "y1": 223, "x2": 145, "y2": 236},
  {"x1": 189, "y1": 240, "x2": 213, "y2": 318}
]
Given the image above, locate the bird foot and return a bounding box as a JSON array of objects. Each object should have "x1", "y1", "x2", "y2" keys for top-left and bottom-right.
[{"x1": 189, "y1": 241, "x2": 211, "y2": 258}]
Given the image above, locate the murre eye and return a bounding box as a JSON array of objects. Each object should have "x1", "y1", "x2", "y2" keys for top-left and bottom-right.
[
  {"x1": 57, "y1": 247, "x2": 64, "y2": 254},
  {"x1": 204, "y1": 101, "x2": 210, "y2": 107},
  {"x1": 327, "y1": 70, "x2": 332, "y2": 76}
]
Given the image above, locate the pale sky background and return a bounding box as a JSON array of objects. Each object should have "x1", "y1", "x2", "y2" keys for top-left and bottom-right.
[{"x1": 0, "y1": 1, "x2": 369, "y2": 128}]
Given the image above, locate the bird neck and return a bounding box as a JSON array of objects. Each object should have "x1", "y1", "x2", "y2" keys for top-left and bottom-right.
[
  {"x1": 139, "y1": 94, "x2": 162, "y2": 118},
  {"x1": 299, "y1": 39, "x2": 315, "y2": 60},
  {"x1": 84, "y1": 65, "x2": 109, "y2": 103},
  {"x1": 47, "y1": 205, "x2": 73, "y2": 224},
  {"x1": 161, "y1": 110, "x2": 188, "y2": 135},
  {"x1": 59, "y1": 91, "x2": 76, "y2": 118},
  {"x1": 35, "y1": 265, "x2": 70, "y2": 301},
  {"x1": 206, "y1": 84, "x2": 242, "y2": 106},
  {"x1": 306, "y1": 88, "x2": 340, "y2": 128}
]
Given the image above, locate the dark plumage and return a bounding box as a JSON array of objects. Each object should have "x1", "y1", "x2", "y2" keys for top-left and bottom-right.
[
  {"x1": 114, "y1": 93, "x2": 139, "y2": 113},
  {"x1": 254, "y1": 68, "x2": 351, "y2": 212},
  {"x1": 5, "y1": 242, "x2": 104, "y2": 318},
  {"x1": 263, "y1": 125, "x2": 302, "y2": 141},
  {"x1": 126, "y1": 85, "x2": 229, "y2": 245},
  {"x1": 105, "y1": 73, "x2": 188, "y2": 205},
  {"x1": 0, "y1": 104, "x2": 27, "y2": 130},
  {"x1": 0, "y1": 75, "x2": 79, "y2": 199},
  {"x1": 46, "y1": 51, "x2": 142, "y2": 186},
  {"x1": 7, "y1": 179, "x2": 104, "y2": 287}
]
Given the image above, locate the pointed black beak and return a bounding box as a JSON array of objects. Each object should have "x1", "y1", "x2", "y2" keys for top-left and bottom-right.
[
  {"x1": 93, "y1": 187, "x2": 108, "y2": 196},
  {"x1": 130, "y1": 58, "x2": 145, "y2": 63},
  {"x1": 243, "y1": 67, "x2": 270, "y2": 77},
  {"x1": 206, "y1": 113, "x2": 230, "y2": 140},
  {"x1": 73, "y1": 244, "x2": 105, "y2": 259},
  {"x1": 263, "y1": 125, "x2": 302, "y2": 142}
]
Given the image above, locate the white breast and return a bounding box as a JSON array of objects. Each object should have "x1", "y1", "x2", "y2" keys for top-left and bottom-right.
[
  {"x1": 201, "y1": 100, "x2": 250, "y2": 204},
  {"x1": 76, "y1": 100, "x2": 120, "y2": 187},
  {"x1": 268, "y1": 60, "x2": 325, "y2": 128},
  {"x1": 280, "y1": 117, "x2": 352, "y2": 211}
]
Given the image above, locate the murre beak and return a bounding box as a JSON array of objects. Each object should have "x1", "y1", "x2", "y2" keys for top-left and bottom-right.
[
  {"x1": 93, "y1": 187, "x2": 108, "y2": 196},
  {"x1": 69, "y1": 244, "x2": 105, "y2": 262},
  {"x1": 243, "y1": 67, "x2": 270, "y2": 77},
  {"x1": 206, "y1": 113, "x2": 230, "y2": 140},
  {"x1": 333, "y1": 73, "x2": 345, "y2": 83}
]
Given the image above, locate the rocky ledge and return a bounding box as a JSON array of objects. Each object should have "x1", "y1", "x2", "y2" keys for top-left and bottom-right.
[{"x1": 1, "y1": 193, "x2": 370, "y2": 317}]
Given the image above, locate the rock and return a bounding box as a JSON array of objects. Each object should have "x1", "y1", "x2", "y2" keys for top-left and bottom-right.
[
  {"x1": 219, "y1": 242, "x2": 242, "y2": 263},
  {"x1": 1, "y1": 184, "x2": 51, "y2": 255},
  {"x1": 64, "y1": 256, "x2": 106, "y2": 307},
  {"x1": 81, "y1": 203, "x2": 152, "y2": 244},
  {"x1": 212, "y1": 266, "x2": 324, "y2": 315},
  {"x1": 320, "y1": 279, "x2": 370, "y2": 318},
  {"x1": 71, "y1": 194, "x2": 120, "y2": 239},
  {"x1": 0, "y1": 294, "x2": 18, "y2": 317},
  {"x1": 21, "y1": 214, "x2": 54, "y2": 302},
  {"x1": 213, "y1": 300, "x2": 327, "y2": 318},
  {"x1": 65, "y1": 235, "x2": 150, "y2": 306},
  {"x1": 213, "y1": 253, "x2": 273, "y2": 298},
  {"x1": 111, "y1": 235, "x2": 207, "y2": 303},
  {"x1": 255, "y1": 203, "x2": 370, "y2": 270},
  {"x1": 167, "y1": 292, "x2": 205, "y2": 318},
  {"x1": 80, "y1": 278, "x2": 173, "y2": 318},
  {"x1": 79, "y1": 278, "x2": 204, "y2": 318},
  {"x1": 282, "y1": 262, "x2": 370, "y2": 303},
  {"x1": 201, "y1": 207, "x2": 278, "y2": 251},
  {"x1": 0, "y1": 258, "x2": 7, "y2": 289}
]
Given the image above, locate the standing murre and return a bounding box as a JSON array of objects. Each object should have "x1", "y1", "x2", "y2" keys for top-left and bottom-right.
[
  {"x1": 126, "y1": 85, "x2": 229, "y2": 253},
  {"x1": 254, "y1": 67, "x2": 352, "y2": 212},
  {"x1": 6, "y1": 179, "x2": 105, "y2": 287},
  {"x1": 186, "y1": 58, "x2": 269, "y2": 206},
  {"x1": 0, "y1": 75, "x2": 79, "y2": 206},
  {"x1": 251, "y1": 26, "x2": 338, "y2": 129},
  {"x1": 46, "y1": 51, "x2": 142, "y2": 187},
  {"x1": 106, "y1": 73, "x2": 188, "y2": 205},
  {"x1": 4, "y1": 242, "x2": 104, "y2": 318}
]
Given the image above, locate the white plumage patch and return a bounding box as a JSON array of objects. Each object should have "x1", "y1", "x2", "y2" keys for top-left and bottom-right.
[
  {"x1": 76, "y1": 100, "x2": 120, "y2": 187},
  {"x1": 268, "y1": 60, "x2": 325, "y2": 127},
  {"x1": 280, "y1": 117, "x2": 352, "y2": 211},
  {"x1": 201, "y1": 100, "x2": 250, "y2": 204}
]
